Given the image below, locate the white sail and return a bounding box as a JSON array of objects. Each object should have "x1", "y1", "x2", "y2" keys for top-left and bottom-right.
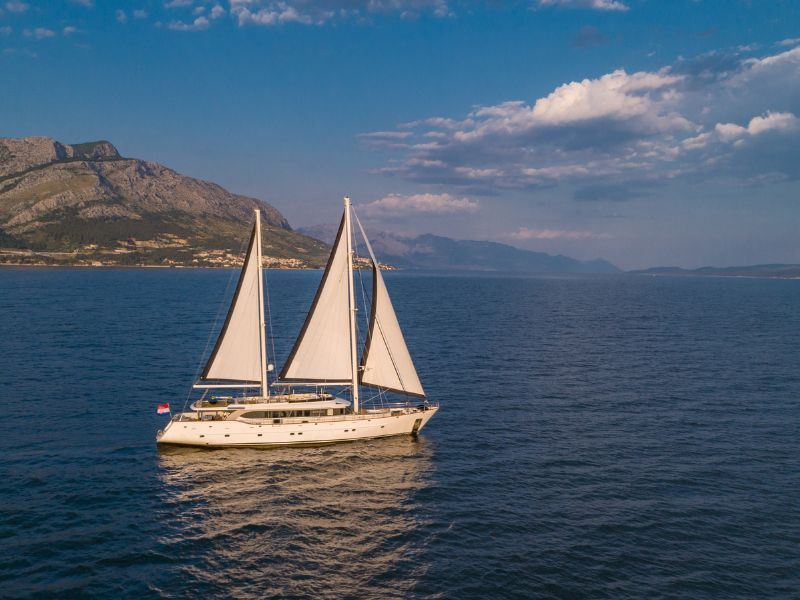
[
  {"x1": 200, "y1": 224, "x2": 263, "y2": 382},
  {"x1": 355, "y1": 215, "x2": 425, "y2": 398},
  {"x1": 279, "y1": 214, "x2": 353, "y2": 383}
]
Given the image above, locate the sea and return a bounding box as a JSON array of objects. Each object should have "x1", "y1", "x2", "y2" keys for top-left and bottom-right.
[{"x1": 1, "y1": 268, "x2": 798, "y2": 599}]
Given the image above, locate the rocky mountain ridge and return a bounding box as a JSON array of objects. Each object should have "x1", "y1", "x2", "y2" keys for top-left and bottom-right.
[
  {"x1": 0, "y1": 137, "x2": 328, "y2": 267},
  {"x1": 298, "y1": 224, "x2": 620, "y2": 273}
]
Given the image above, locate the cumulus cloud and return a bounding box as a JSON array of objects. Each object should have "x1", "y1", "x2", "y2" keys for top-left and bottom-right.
[
  {"x1": 0, "y1": 25, "x2": 12, "y2": 35},
  {"x1": 229, "y1": 0, "x2": 452, "y2": 27},
  {"x1": 133, "y1": 9, "x2": 148, "y2": 18},
  {"x1": 715, "y1": 111, "x2": 800, "y2": 142},
  {"x1": 507, "y1": 227, "x2": 612, "y2": 240},
  {"x1": 116, "y1": 9, "x2": 127, "y2": 23},
  {"x1": 62, "y1": 26, "x2": 79, "y2": 35},
  {"x1": 537, "y1": 0, "x2": 628, "y2": 11},
  {"x1": 362, "y1": 193, "x2": 479, "y2": 216},
  {"x1": 4, "y1": 1, "x2": 28, "y2": 13},
  {"x1": 363, "y1": 44, "x2": 800, "y2": 192},
  {"x1": 165, "y1": 0, "x2": 193, "y2": 8},
  {"x1": 168, "y1": 15, "x2": 210, "y2": 30},
  {"x1": 210, "y1": 4, "x2": 225, "y2": 19},
  {"x1": 23, "y1": 27, "x2": 56, "y2": 39}
]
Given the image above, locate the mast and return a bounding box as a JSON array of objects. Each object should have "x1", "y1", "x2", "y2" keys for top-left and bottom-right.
[
  {"x1": 255, "y1": 208, "x2": 269, "y2": 398},
  {"x1": 344, "y1": 196, "x2": 359, "y2": 413}
]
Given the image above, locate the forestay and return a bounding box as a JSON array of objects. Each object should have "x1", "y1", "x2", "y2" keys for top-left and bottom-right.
[
  {"x1": 279, "y1": 215, "x2": 354, "y2": 383},
  {"x1": 200, "y1": 224, "x2": 263, "y2": 382},
  {"x1": 355, "y1": 214, "x2": 426, "y2": 398}
]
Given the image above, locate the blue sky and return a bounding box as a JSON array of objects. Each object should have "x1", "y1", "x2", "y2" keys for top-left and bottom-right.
[{"x1": 1, "y1": 0, "x2": 799, "y2": 269}]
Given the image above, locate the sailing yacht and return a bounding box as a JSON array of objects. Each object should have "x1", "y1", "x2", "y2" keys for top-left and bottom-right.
[{"x1": 156, "y1": 197, "x2": 437, "y2": 447}]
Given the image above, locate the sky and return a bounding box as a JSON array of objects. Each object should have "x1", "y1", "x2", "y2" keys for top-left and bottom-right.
[{"x1": 1, "y1": 0, "x2": 799, "y2": 269}]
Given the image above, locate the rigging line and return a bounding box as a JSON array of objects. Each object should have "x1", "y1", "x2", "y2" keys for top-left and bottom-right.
[
  {"x1": 356, "y1": 255, "x2": 371, "y2": 348},
  {"x1": 181, "y1": 228, "x2": 250, "y2": 412},
  {"x1": 352, "y1": 208, "x2": 409, "y2": 394},
  {"x1": 263, "y1": 266, "x2": 277, "y2": 383},
  {"x1": 354, "y1": 221, "x2": 383, "y2": 405}
]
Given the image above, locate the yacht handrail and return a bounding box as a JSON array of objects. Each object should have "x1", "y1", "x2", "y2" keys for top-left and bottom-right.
[{"x1": 172, "y1": 402, "x2": 437, "y2": 423}]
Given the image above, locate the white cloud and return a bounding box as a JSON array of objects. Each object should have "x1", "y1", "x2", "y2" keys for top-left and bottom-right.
[
  {"x1": 116, "y1": 9, "x2": 127, "y2": 23},
  {"x1": 4, "y1": 1, "x2": 28, "y2": 13},
  {"x1": 23, "y1": 27, "x2": 56, "y2": 39},
  {"x1": 168, "y1": 15, "x2": 210, "y2": 30},
  {"x1": 133, "y1": 9, "x2": 148, "y2": 18},
  {"x1": 537, "y1": 0, "x2": 628, "y2": 11},
  {"x1": 233, "y1": 4, "x2": 315, "y2": 26},
  {"x1": 744, "y1": 45, "x2": 800, "y2": 70},
  {"x1": 0, "y1": 25, "x2": 12, "y2": 35},
  {"x1": 778, "y1": 38, "x2": 800, "y2": 47},
  {"x1": 165, "y1": 0, "x2": 193, "y2": 8},
  {"x1": 62, "y1": 26, "x2": 79, "y2": 35},
  {"x1": 364, "y1": 44, "x2": 800, "y2": 191},
  {"x1": 452, "y1": 69, "x2": 689, "y2": 146},
  {"x1": 507, "y1": 227, "x2": 612, "y2": 240},
  {"x1": 70, "y1": 0, "x2": 93, "y2": 7},
  {"x1": 360, "y1": 131, "x2": 413, "y2": 140},
  {"x1": 210, "y1": 4, "x2": 225, "y2": 19},
  {"x1": 362, "y1": 193, "x2": 479, "y2": 216},
  {"x1": 230, "y1": 0, "x2": 452, "y2": 27},
  {"x1": 715, "y1": 111, "x2": 800, "y2": 142}
]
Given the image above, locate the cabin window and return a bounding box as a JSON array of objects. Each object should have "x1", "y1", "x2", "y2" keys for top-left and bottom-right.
[{"x1": 242, "y1": 411, "x2": 267, "y2": 419}]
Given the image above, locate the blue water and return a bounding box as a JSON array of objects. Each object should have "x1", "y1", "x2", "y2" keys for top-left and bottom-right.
[{"x1": 1, "y1": 268, "x2": 799, "y2": 598}]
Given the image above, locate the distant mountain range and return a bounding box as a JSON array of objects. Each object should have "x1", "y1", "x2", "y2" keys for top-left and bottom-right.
[
  {"x1": 4, "y1": 137, "x2": 789, "y2": 277},
  {"x1": 632, "y1": 264, "x2": 800, "y2": 279},
  {"x1": 0, "y1": 136, "x2": 328, "y2": 267},
  {"x1": 298, "y1": 224, "x2": 620, "y2": 273}
]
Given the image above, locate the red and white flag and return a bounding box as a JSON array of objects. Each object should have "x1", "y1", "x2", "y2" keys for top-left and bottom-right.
[{"x1": 157, "y1": 403, "x2": 171, "y2": 415}]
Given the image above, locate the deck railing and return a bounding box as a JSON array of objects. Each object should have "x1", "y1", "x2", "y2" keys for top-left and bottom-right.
[{"x1": 172, "y1": 402, "x2": 437, "y2": 424}]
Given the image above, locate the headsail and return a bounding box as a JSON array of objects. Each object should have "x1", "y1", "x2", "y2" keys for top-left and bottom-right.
[
  {"x1": 278, "y1": 214, "x2": 354, "y2": 383},
  {"x1": 354, "y1": 213, "x2": 425, "y2": 398},
  {"x1": 200, "y1": 222, "x2": 263, "y2": 383}
]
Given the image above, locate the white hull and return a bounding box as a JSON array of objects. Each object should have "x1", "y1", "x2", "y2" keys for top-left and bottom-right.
[{"x1": 157, "y1": 406, "x2": 438, "y2": 448}]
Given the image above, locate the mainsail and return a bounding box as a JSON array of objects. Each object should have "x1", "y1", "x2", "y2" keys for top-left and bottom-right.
[
  {"x1": 355, "y1": 214, "x2": 426, "y2": 398},
  {"x1": 278, "y1": 214, "x2": 354, "y2": 383},
  {"x1": 200, "y1": 221, "x2": 264, "y2": 384}
]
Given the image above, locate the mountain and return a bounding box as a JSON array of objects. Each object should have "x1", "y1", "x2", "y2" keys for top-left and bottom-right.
[
  {"x1": 0, "y1": 136, "x2": 329, "y2": 267},
  {"x1": 298, "y1": 224, "x2": 620, "y2": 273},
  {"x1": 631, "y1": 264, "x2": 800, "y2": 279}
]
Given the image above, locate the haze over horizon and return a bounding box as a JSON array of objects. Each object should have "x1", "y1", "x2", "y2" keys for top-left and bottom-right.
[{"x1": 2, "y1": 0, "x2": 798, "y2": 270}]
